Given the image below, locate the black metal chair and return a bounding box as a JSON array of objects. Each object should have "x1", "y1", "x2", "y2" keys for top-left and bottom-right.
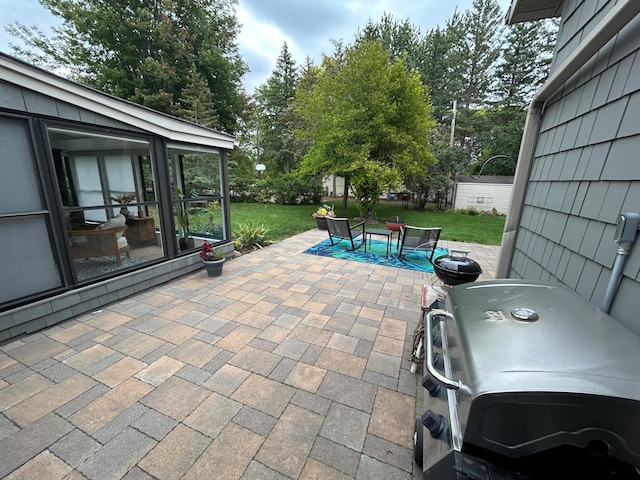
[
  {"x1": 398, "y1": 226, "x2": 442, "y2": 262},
  {"x1": 325, "y1": 217, "x2": 365, "y2": 250}
]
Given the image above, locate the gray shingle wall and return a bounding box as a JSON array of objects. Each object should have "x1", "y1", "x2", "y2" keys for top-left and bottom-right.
[
  {"x1": 510, "y1": 0, "x2": 640, "y2": 329},
  {"x1": 0, "y1": 80, "x2": 138, "y2": 131}
]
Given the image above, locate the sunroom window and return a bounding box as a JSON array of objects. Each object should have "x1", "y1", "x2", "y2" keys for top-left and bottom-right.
[{"x1": 48, "y1": 127, "x2": 164, "y2": 282}]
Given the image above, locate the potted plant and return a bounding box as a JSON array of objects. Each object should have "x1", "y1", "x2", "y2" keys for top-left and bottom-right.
[
  {"x1": 173, "y1": 188, "x2": 194, "y2": 250},
  {"x1": 386, "y1": 215, "x2": 406, "y2": 231},
  {"x1": 312, "y1": 204, "x2": 336, "y2": 230},
  {"x1": 200, "y1": 240, "x2": 224, "y2": 277},
  {"x1": 108, "y1": 193, "x2": 137, "y2": 217}
]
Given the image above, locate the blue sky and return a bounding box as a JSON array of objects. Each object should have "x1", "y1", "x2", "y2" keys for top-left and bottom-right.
[{"x1": 0, "y1": 0, "x2": 513, "y2": 93}]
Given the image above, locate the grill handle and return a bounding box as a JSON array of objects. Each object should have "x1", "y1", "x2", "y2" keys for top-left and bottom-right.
[{"x1": 425, "y1": 310, "x2": 460, "y2": 391}]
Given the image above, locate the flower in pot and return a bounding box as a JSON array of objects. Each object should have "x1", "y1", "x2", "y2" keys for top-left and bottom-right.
[
  {"x1": 200, "y1": 240, "x2": 224, "y2": 277},
  {"x1": 312, "y1": 205, "x2": 336, "y2": 230}
]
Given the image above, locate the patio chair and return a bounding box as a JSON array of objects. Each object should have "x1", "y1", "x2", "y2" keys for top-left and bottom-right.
[
  {"x1": 325, "y1": 216, "x2": 365, "y2": 250},
  {"x1": 69, "y1": 214, "x2": 130, "y2": 266},
  {"x1": 398, "y1": 226, "x2": 442, "y2": 262}
]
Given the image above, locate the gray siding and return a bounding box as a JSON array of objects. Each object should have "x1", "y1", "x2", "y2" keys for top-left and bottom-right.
[
  {"x1": 0, "y1": 80, "x2": 140, "y2": 131},
  {"x1": 510, "y1": 0, "x2": 640, "y2": 334},
  {"x1": 0, "y1": 243, "x2": 235, "y2": 341}
]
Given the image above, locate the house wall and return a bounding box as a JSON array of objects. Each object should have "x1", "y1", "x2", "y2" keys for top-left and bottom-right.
[
  {"x1": 453, "y1": 183, "x2": 513, "y2": 214},
  {"x1": 0, "y1": 80, "x2": 139, "y2": 131},
  {"x1": 509, "y1": 0, "x2": 640, "y2": 333},
  {"x1": 0, "y1": 77, "x2": 234, "y2": 341}
]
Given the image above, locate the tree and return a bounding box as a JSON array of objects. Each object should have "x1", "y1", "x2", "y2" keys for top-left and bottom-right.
[
  {"x1": 422, "y1": 24, "x2": 459, "y2": 123},
  {"x1": 177, "y1": 67, "x2": 218, "y2": 128},
  {"x1": 456, "y1": 0, "x2": 503, "y2": 109},
  {"x1": 296, "y1": 40, "x2": 436, "y2": 218},
  {"x1": 494, "y1": 19, "x2": 556, "y2": 107},
  {"x1": 357, "y1": 13, "x2": 425, "y2": 74},
  {"x1": 7, "y1": 0, "x2": 247, "y2": 133},
  {"x1": 470, "y1": 19, "x2": 556, "y2": 174},
  {"x1": 256, "y1": 43, "x2": 300, "y2": 175}
]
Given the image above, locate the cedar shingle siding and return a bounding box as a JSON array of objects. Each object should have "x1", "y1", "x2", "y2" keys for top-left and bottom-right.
[{"x1": 510, "y1": 0, "x2": 640, "y2": 333}]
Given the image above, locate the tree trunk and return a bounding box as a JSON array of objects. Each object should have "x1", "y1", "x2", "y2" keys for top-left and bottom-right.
[{"x1": 342, "y1": 181, "x2": 349, "y2": 210}]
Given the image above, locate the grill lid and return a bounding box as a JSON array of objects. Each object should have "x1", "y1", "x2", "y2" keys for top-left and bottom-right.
[
  {"x1": 443, "y1": 280, "x2": 640, "y2": 467},
  {"x1": 433, "y1": 250, "x2": 482, "y2": 285}
]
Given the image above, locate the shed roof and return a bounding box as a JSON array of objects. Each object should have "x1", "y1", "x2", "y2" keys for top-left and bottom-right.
[
  {"x1": 0, "y1": 52, "x2": 237, "y2": 150},
  {"x1": 506, "y1": 0, "x2": 562, "y2": 24},
  {"x1": 457, "y1": 175, "x2": 514, "y2": 184}
]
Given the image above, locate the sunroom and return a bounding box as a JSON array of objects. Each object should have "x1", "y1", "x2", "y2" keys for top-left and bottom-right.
[{"x1": 0, "y1": 53, "x2": 237, "y2": 340}]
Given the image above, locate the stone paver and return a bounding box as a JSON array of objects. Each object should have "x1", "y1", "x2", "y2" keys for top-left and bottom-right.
[
  {"x1": 0, "y1": 229, "x2": 499, "y2": 479},
  {"x1": 182, "y1": 422, "x2": 263, "y2": 480},
  {"x1": 256, "y1": 404, "x2": 323, "y2": 478},
  {"x1": 138, "y1": 424, "x2": 210, "y2": 480}
]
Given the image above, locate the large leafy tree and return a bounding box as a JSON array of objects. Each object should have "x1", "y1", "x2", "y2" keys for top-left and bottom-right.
[
  {"x1": 7, "y1": 0, "x2": 247, "y2": 133},
  {"x1": 296, "y1": 40, "x2": 436, "y2": 218}
]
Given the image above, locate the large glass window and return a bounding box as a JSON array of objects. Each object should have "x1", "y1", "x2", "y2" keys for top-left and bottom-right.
[
  {"x1": 48, "y1": 128, "x2": 164, "y2": 282},
  {"x1": 168, "y1": 145, "x2": 226, "y2": 251}
]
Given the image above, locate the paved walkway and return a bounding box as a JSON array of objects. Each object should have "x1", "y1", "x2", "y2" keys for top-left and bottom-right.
[{"x1": 0, "y1": 229, "x2": 499, "y2": 480}]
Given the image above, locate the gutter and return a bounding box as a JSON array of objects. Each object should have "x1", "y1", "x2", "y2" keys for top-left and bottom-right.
[{"x1": 497, "y1": 0, "x2": 640, "y2": 277}]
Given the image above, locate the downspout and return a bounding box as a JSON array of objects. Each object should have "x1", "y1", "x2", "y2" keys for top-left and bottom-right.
[
  {"x1": 497, "y1": 0, "x2": 640, "y2": 277},
  {"x1": 601, "y1": 212, "x2": 639, "y2": 313}
]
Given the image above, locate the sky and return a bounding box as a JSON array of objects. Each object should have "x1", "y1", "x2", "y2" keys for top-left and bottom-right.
[{"x1": 0, "y1": 0, "x2": 513, "y2": 93}]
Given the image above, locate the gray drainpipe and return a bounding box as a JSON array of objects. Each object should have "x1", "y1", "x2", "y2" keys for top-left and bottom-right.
[{"x1": 497, "y1": 0, "x2": 640, "y2": 278}]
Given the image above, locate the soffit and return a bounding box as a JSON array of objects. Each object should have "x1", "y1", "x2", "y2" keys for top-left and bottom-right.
[{"x1": 506, "y1": 0, "x2": 563, "y2": 24}]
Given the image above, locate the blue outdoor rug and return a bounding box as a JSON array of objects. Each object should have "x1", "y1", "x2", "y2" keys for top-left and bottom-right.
[{"x1": 303, "y1": 238, "x2": 448, "y2": 272}]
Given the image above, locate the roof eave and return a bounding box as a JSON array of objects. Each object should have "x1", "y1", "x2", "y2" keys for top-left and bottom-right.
[
  {"x1": 0, "y1": 53, "x2": 238, "y2": 149},
  {"x1": 506, "y1": 0, "x2": 563, "y2": 25}
]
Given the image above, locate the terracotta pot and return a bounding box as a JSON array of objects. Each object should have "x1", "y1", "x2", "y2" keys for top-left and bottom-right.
[{"x1": 386, "y1": 216, "x2": 406, "y2": 231}]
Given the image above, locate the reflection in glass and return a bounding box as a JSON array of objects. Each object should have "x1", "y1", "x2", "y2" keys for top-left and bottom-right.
[{"x1": 168, "y1": 146, "x2": 225, "y2": 251}]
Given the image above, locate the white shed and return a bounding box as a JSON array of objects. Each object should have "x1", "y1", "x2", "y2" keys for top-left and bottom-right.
[{"x1": 453, "y1": 175, "x2": 514, "y2": 215}]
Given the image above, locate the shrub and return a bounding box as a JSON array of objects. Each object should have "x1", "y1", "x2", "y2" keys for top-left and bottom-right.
[
  {"x1": 234, "y1": 222, "x2": 269, "y2": 248},
  {"x1": 454, "y1": 207, "x2": 481, "y2": 216}
]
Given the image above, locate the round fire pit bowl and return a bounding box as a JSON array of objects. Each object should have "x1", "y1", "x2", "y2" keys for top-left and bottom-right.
[
  {"x1": 433, "y1": 250, "x2": 482, "y2": 286},
  {"x1": 385, "y1": 216, "x2": 406, "y2": 231}
]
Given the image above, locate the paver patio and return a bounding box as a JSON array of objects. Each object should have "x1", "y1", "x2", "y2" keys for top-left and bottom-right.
[{"x1": 0, "y1": 228, "x2": 498, "y2": 480}]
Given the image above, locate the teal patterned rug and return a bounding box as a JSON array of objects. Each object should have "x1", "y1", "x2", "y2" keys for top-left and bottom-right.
[{"x1": 303, "y1": 238, "x2": 448, "y2": 272}]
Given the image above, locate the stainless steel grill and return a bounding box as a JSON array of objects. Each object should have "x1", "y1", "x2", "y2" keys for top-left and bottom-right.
[{"x1": 415, "y1": 280, "x2": 640, "y2": 479}]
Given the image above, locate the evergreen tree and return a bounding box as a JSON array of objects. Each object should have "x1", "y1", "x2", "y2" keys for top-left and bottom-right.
[
  {"x1": 494, "y1": 19, "x2": 556, "y2": 107},
  {"x1": 357, "y1": 13, "x2": 425, "y2": 73},
  {"x1": 423, "y1": 16, "x2": 466, "y2": 123},
  {"x1": 256, "y1": 43, "x2": 300, "y2": 174},
  {"x1": 456, "y1": 0, "x2": 503, "y2": 109},
  {"x1": 177, "y1": 67, "x2": 218, "y2": 129}
]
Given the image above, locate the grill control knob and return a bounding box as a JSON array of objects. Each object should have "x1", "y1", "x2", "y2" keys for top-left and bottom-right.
[
  {"x1": 421, "y1": 410, "x2": 447, "y2": 438},
  {"x1": 421, "y1": 376, "x2": 441, "y2": 396},
  {"x1": 433, "y1": 352, "x2": 443, "y2": 369},
  {"x1": 432, "y1": 332, "x2": 442, "y2": 347}
]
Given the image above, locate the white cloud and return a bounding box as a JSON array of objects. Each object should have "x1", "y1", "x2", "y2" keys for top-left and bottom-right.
[{"x1": 1, "y1": 0, "x2": 514, "y2": 93}]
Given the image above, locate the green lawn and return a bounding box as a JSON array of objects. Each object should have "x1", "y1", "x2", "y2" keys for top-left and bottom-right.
[{"x1": 230, "y1": 201, "x2": 505, "y2": 245}]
